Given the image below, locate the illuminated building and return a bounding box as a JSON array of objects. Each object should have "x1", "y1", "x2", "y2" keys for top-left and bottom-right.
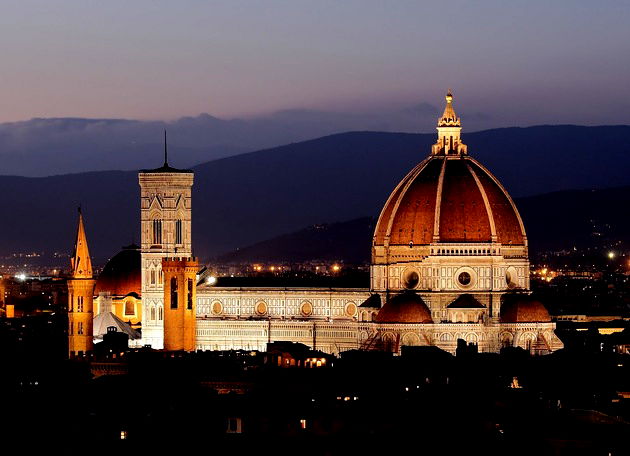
[
  {"x1": 67, "y1": 209, "x2": 95, "y2": 357},
  {"x1": 192, "y1": 91, "x2": 563, "y2": 354},
  {"x1": 82, "y1": 92, "x2": 562, "y2": 354},
  {"x1": 138, "y1": 134, "x2": 194, "y2": 349}
]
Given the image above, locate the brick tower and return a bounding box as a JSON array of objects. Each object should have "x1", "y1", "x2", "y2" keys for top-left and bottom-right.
[{"x1": 162, "y1": 257, "x2": 198, "y2": 351}]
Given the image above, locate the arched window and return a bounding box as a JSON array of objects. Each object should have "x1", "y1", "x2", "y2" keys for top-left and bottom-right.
[
  {"x1": 175, "y1": 219, "x2": 183, "y2": 245},
  {"x1": 152, "y1": 219, "x2": 162, "y2": 244},
  {"x1": 158, "y1": 306, "x2": 163, "y2": 320},
  {"x1": 170, "y1": 277, "x2": 178, "y2": 309},
  {"x1": 187, "y1": 278, "x2": 193, "y2": 310},
  {"x1": 124, "y1": 299, "x2": 135, "y2": 316},
  {"x1": 150, "y1": 306, "x2": 156, "y2": 321}
]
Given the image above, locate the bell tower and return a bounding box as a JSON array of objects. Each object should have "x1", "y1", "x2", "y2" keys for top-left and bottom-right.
[
  {"x1": 139, "y1": 133, "x2": 194, "y2": 348},
  {"x1": 67, "y1": 208, "x2": 95, "y2": 357},
  {"x1": 162, "y1": 257, "x2": 198, "y2": 351}
]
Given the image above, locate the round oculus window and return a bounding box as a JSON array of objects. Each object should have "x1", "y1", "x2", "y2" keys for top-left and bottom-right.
[
  {"x1": 403, "y1": 270, "x2": 420, "y2": 289},
  {"x1": 255, "y1": 301, "x2": 268, "y2": 315},
  {"x1": 300, "y1": 301, "x2": 313, "y2": 316},
  {"x1": 345, "y1": 302, "x2": 357, "y2": 317},
  {"x1": 458, "y1": 271, "x2": 472, "y2": 286},
  {"x1": 211, "y1": 301, "x2": 223, "y2": 315}
]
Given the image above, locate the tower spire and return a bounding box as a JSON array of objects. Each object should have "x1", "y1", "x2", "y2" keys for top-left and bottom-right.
[
  {"x1": 431, "y1": 89, "x2": 468, "y2": 156},
  {"x1": 67, "y1": 207, "x2": 95, "y2": 357},
  {"x1": 164, "y1": 129, "x2": 168, "y2": 166},
  {"x1": 70, "y1": 207, "x2": 93, "y2": 279}
]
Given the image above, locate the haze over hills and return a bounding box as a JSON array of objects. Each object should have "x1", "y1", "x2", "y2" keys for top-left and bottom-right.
[
  {"x1": 0, "y1": 126, "x2": 628, "y2": 265},
  {"x1": 0, "y1": 103, "x2": 446, "y2": 177}
]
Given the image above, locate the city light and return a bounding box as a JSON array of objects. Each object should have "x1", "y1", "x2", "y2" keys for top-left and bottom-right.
[
  {"x1": 608, "y1": 251, "x2": 615, "y2": 259},
  {"x1": 16, "y1": 273, "x2": 26, "y2": 281},
  {"x1": 332, "y1": 265, "x2": 340, "y2": 272},
  {"x1": 206, "y1": 276, "x2": 217, "y2": 285}
]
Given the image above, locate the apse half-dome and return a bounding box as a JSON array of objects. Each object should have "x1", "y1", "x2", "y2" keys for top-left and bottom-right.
[
  {"x1": 94, "y1": 244, "x2": 141, "y2": 297},
  {"x1": 375, "y1": 292, "x2": 433, "y2": 324},
  {"x1": 500, "y1": 295, "x2": 551, "y2": 323}
]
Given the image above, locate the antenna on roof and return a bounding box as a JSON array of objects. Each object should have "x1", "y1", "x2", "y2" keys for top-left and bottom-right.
[{"x1": 163, "y1": 129, "x2": 168, "y2": 166}]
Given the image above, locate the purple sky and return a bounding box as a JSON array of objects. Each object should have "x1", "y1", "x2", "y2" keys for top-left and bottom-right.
[{"x1": 1, "y1": 1, "x2": 629, "y2": 129}]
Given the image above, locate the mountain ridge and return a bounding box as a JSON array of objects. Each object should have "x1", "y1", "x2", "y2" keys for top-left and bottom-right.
[
  {"x1": 0, "y1": 126, "x2": 627, "y2": 262},
  {"x1": 217, "y1": 185, "x2": 630, "y2": 264}
]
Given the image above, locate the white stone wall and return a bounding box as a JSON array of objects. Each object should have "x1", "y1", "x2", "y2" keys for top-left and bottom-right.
[
  {"x1": 371, "y1": 248, "x2": 529, "y2": 294},
  {"x1": 196, "y1": 287, "x2": 371, "y2": 320},
  {"x1": 195, "y1": 316, "x2": 562, "y2": 355},
  {"x1": 139, "y1": 171, "x2": 193, "y2": 349}
]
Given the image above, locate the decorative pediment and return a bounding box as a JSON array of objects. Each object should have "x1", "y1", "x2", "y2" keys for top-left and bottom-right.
[{"x1": 149, "y1": 195, "x2": 163, "y2": 211}]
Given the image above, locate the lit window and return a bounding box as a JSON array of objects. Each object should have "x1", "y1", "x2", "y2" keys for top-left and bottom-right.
[
  {"x1": 226, "y1": 417, "x2": 242, "y2": 434},
  {"x1": 77, "y1": 321, "x2": 83, "y2": 335},
  {"x1": 124, "y1": 300, "x2": 135, "y2": 316},
  {"x1": 120, "y1": 430, "x2": 127, "y2": 440},
  {"x1": 300, "y1": 419, "x2": 307, "y2": 429}
]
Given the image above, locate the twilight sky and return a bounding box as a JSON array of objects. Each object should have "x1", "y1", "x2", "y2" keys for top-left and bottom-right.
[{"x1": 1, "y1": 0, "x2": 630, "y2": 129}]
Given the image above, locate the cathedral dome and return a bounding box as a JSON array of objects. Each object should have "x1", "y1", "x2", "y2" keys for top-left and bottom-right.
[
  {"x1": 94, "y1": 244, "x2": 141, "y2": 297},
  {"x1": 373, "y1": 156, "x2": 525, "y2": 248},
  {"x1": 500, "y1": 296, "x2": 551, "y2": 323},
  {"x1": 376, "y1": 292, "x2": 433, "y2": 323},
  {"x1": 373, "y1": 92, "x2": 526, "y2": 256}
]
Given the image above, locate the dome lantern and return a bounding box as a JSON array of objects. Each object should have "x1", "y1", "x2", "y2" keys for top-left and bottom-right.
[{"x1": 431, "y1": 89, "x2": 468, "y2": 156}]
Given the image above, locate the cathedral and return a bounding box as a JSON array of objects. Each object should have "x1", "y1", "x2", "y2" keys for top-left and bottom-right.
[{"x1": 69, "y1": 91, "x2": 563, "y2": 357}]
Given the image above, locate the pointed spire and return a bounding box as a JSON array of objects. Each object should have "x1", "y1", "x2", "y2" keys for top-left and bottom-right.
[
  {"x1": 163, "y1": 129, "x2": 168, "y2": 167},
  {"x1": 70, "y1": 207, "x2": 93, "y2": 279},
  {"x1": 437, "y1": 89, "x2": 461, "y2": 127},
  {"x1": 431, "y1": 89, "x2": 468, "y2": 156}
]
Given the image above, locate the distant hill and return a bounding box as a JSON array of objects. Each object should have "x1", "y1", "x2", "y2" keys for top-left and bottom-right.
[
  {"x1": 216, "y1": 217, "x2": 377, "y2": 264},
  {"x1": 0, "y1": 126, "x2": 628, "y2": 264},
  {"x1": 217, "y1": 186, "x2": 630, "y2": 264}
]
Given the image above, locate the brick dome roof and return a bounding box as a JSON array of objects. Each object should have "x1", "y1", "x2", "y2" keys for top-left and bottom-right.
[
  {"x1": 500, "y1": 296, "x2": 551, "y2": 323},
  {"x1": 94, "y1": 245, "x2": 141, "y2": 297},
  {"x1": 374, "y1": 155, "x2": 526, "y2": 249},
  {"x1": 376, "y1": 292, "x2": 433, "y2": 323}
]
